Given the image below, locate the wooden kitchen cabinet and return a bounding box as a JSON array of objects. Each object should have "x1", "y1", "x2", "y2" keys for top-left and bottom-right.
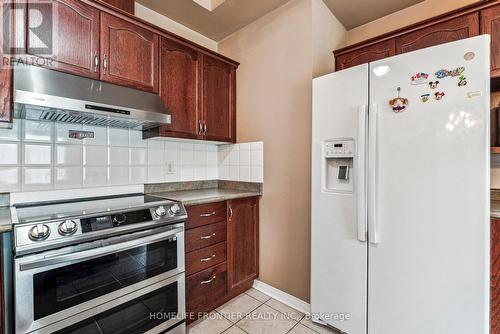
[
  {"x1": 227, "y1": 197, "x2": 259, "y2": 294},
  {"x1": 0, "y1": 1, "x2": 14, "y2": 124},
  {"x1": 158, "y1": 38, "x2": 201, "y2": 139},
  {"x1": 94, "y1": 0, "x2": 135, "y2": 15},
  {"x1": 395, "y1": 13, "x2": 479, "y2": 54},
  {"x1": 27, "y1": 0, "x2": 100, "y2": 79},
  {"x1": 335, "y1": 39, "x2": 396, "y2": 71},
  {"x1": 481, "y1": 4, "x2": 500, "y2": 78},
  {"x1": 492, "y1": 218, "x2": 500, "y2": 334},
  {"x1": 100, "y1": 13, "x2": 159, "y2": 93},
  {"x1": 202, "y1": 55, "x2": 236, "y2": 143}
]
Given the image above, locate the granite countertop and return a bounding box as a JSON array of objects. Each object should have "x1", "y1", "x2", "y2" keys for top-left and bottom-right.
[
  {"x1": 0, "y1": 207, "x2": 12, "y2": 233},
  {"x1": 150, "y1": 188, "x2": 261, "y2": 206}
]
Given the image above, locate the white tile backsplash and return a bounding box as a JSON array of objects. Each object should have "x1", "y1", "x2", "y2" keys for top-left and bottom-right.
[
  {"x1": 218, "y1": 142, "x2": 264, "y2": 183},
  {"x1": 0, "y1": 120, "x2": 264, "y2": 192}
]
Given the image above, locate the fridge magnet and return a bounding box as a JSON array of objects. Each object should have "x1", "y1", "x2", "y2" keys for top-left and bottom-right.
[
  {"x1": 435, "y1": 67, "x2": 465, "y2": 79},
  {"x1": 464, "y1": 52, "x2": 475, "y2": 61},
  {"x1": 411, "y1": 72, "x2": 429, "y2": 85},
  {"x1": 434, "y1": 91, "x2": 445, "y2": 100},
  {"x1": 389, "y1": 87, "x2": 409, "y2": 113},
  {"x1": 458, "y1": 75, "x2": 467, "y2": 87},
  {"x1": 420, "y1": 94, "x2": 430, "y2": 102},
  {"x1": 428, "y1": 81, "x2": 439, "y2": 89}
]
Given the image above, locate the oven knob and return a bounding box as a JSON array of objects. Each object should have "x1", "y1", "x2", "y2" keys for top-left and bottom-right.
[
  {"x1": 155, "y1": 206, "x2": 167, "y2": 217},
  {"x1": 58, "y1": 220, "x2": 78, "y2": 236},
  {"x1": 169, "y1": 203, "x2": 181, "y2": 215},
  {"x1": 29, "y1": 224, "x2": 50, "y2": 241}
]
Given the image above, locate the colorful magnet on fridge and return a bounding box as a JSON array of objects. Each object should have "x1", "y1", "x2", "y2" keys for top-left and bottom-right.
[
  {"x1": 421, "y1": 94, "x2": 430, "y2": 102},
  {"x1": 434, "y1": 91, "x2": 445, "y2": 100},
  {"x1": 458, "y1": 75, "x2": 467, "y2": 87},
  {"x1": 389, "y1": 87, "x2": 409, "y2": 113},
  {"x1": 435, "y1": 67, "x2": 465, "y2": 78},
  {"x1": 411, "y1": 72, "x2": 429, "y2": 85},
  {"x1": 428, "y1": 81, "x2": 439, "y2": 89}
]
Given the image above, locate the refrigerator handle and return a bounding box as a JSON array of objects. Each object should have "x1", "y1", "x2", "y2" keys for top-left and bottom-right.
[
  {"x1": 357, "y1": 105, "x2": 367, "y2": 242},
  {"x1": 368, "y1": 103, "x2": 379, "y2": 244}
]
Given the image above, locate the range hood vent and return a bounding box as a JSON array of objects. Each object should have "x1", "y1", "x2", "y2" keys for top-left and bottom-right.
[{"x1": 13, "y1": 65, "x2": 171, "y2": 130}]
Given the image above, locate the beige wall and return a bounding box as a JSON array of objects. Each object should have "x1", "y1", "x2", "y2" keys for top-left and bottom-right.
[
  {"x1": 312, "y1": 0, "x2": 346, "y2": 77},
  {"x1": 135, "y1": 3, "x2": 218, "y2": 51},
  {"x1": 219, "y1": 0, "x2": 345, "y2": 302},
  {"x1": 346, "y1": 0, "x2": 482, "y2": 45}
]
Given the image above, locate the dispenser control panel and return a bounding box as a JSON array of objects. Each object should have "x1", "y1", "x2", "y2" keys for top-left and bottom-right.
[{"x1": 324, "y1": 140, "x2": 354, "y2": 158}]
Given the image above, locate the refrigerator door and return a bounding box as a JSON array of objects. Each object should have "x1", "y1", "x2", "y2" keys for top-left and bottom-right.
[
  {"x1": 311, "y1": 64, "x2": 368, "y2": 334},
  {"x1": 368, "y1": 36, "x2": 490, "y2": 334}
]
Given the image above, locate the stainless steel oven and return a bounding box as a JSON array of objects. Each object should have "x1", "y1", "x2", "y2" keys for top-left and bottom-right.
[{"x1": 12, "y1": 194, "x2": 187, "y2": 334}]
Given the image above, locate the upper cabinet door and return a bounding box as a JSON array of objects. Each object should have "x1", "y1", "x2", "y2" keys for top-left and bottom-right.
[
  {"x1": 27, "y1": 0, "x2": 100, "y2": 79},
  {"x1": 202, "y1": 55, "x2": 235, "y2": 143},
  {"x1": 481, "y1": 4, "x2": 500, "y2": 78},
  {"x1": 100, "y1": 13, "x2": 159, "y2": 93},
  {"x1": 159, "y1": 38, "x2": 200, "y2": 139},
  {"x1": 335, "y1": 39, "x2": 396, "y2": 71},
  {"x1": 396, "y1": 13, "x2": 479, "y2": 54}
]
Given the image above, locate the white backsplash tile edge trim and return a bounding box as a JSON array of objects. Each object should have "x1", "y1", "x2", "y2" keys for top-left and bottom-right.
[{"x1": 10, "y1": 185, "x2": 145, "y2": 205}]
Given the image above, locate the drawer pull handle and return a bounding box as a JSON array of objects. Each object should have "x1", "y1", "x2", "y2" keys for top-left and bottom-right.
[
  {"x1": 200, "y1": 254, "x2": 216, "y2": 262},
  {"x1": 201, "y1": 275, "x2": 216, "y2": 285},
  {"x1": 200, "y1": 212, "x2": 216, "y2": 217},
  {"x1": 200, "y1": 233, "x2": 216, "y2": 240}
]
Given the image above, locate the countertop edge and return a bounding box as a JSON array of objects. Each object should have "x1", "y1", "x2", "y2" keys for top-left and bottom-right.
[{"x1": 151, "y1": 191, "x2": 261, "y2": 206}]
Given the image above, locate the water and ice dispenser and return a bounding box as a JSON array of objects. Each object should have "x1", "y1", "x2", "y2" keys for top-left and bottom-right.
[{"x1": 324, "y1": 139, "x2": 355, "y2": 193}]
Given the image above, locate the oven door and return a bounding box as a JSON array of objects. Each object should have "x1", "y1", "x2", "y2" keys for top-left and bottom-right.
[
  {"x1": 36, "y1": 274, "x2": 185, "y2": 334},
  {"x1": 15, "y1": 225, "x2": 185, "y2": 334}
]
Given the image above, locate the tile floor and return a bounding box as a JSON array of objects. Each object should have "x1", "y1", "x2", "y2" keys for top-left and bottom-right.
[{"x1": 187, "y1": 288, "x2": 337, "y2": 334}]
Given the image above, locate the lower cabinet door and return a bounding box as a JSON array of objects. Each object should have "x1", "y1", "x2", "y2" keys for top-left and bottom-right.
[
  {"x1": 492, "y1": 218, "x2": 500, "y2": 334},
  {"x1": 227, "y1": 197, "x2": 258, "y2": 294}
]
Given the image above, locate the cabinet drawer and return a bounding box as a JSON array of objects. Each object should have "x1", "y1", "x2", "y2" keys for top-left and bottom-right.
[
  {"x1": 186, "y1": 262, "x2": 227, "y2": 315},
  {"x1": 186, "y1": 221, "x2": 226, "y2": 252},
  {"x1": 186, "y1": 242, "x2": 226, "y2": 276},
  {"x1": 186, "y1": 201, "x2": 227, "y2": 229}
]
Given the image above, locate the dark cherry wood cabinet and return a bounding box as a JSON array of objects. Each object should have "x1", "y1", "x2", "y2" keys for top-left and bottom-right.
[
  {"x1": 227, "y1": 197, "x2": 259, "y2": 294},
  {"x1": 100, "y1": 13, "x2": 159, "y2": 93},
  {"x1": 27, "y1": 0, "x2": 100, "y2": 79},
  {"x1": 0, "y1": 1, "x2": 14, "y2": 124},
  {"x1": 335, "y1": 39, "x2": 396, "y2": 71},
  {"x1": 158, "y1": 38, "x2": 201, "y2": 139},
  {"x1": 395, "y1": 13, "x2": 479, "y2": 54},
  {"x1": 184, "y1": 198, "x2": 259, "y2": 323},
  {"x1": 202, "y1": 55, "x2": 236, "y2": 143},
  {"x1": 94, "y1": 0, "x2": 135, "y2": 15},
  {"x1": 492, "y1": 218, "x2": 500, "y2": 334},
  {"x1": 481, "y1": 4, "x2": 500, "y2": 78}
]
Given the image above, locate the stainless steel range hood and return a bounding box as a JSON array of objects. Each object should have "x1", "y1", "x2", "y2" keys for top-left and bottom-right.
[{"x1": 13, "y1": 65, "x2": 171, "y2": 130}]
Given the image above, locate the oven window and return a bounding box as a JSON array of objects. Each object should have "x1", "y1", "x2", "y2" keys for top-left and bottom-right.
[
  {"x1": 33, "y1": 239, "x2": 178, "y2": 320},
  {"x1": 54, "y1": 282, "x2": 179, "y2": 334}
]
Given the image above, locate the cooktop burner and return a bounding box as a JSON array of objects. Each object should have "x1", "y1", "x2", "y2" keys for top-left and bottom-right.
[{"x1": 12, "y1": 193, "x2": 187, "y2": 256}]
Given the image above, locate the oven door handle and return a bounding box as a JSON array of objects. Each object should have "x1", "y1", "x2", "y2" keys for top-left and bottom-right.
[{"x1": 18, "y1": 227, "x2": 184, "y2": 272}]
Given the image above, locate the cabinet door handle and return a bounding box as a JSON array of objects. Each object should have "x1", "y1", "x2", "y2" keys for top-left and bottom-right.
[
  {"x1": 203, "y1": 122, "x2": 207, "y2": 135},
  {"x1": 200, "y1": 254, "x2": 216, "y2": 262},
  {"x1": 201, "y1": 275, "x2": 216, "y2": 284},
  {"x1": 200, "y1": 233, "x2": 216, "y2": 240},
  {"x1": 94, "y1": 53, "x2": 99, "y2": 72},
  {"x1": 103, "y1": 54, "x2": 108, "y2": 73},
  {"x1": 200, "y1": 212, "x2": 216, "y2": 217},
  {"x1": 198, "y1": 120, "x2": 203, "y2": 135},
  {"x1": 229, "y1": 206, "x2": 233, "y2": 220}
]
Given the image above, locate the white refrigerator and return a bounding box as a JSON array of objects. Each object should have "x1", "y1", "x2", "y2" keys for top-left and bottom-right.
[{"x1": 311, "y1": 35, "x2": 490, "y2": 334}]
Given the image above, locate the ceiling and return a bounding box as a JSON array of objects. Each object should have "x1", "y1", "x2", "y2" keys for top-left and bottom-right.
[
  {"x1": 323, "y1": 0, "x2": 424, "y2": 30},
  {"x1": 135, "y1": 0, "x2": 424, "y2": 41}
]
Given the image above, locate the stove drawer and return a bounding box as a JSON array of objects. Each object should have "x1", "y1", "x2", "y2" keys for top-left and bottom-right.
[
  {"x1": 185, "y1": 221, "x2": 226, "y2": 252},
  {"x1": 186, "y1": 242, "x2": 226, "y2": 276},
  {"x1": 186, "y1": 202, "x2": 227, "y2": 229},
  {"x1": 186, "y1": 262, "x2": 227, "y2": 317}
]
